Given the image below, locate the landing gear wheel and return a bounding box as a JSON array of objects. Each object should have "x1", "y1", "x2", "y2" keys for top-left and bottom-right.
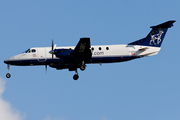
[
  {"x1": 80, "y1": 65, "x2": 86, "y2": 71},
  {"x1": 73, "y1": 74, "x2": 79, "y2": 80},
  {"x1": 6, "y1": 73, "x2": 11, "y2": 78}
]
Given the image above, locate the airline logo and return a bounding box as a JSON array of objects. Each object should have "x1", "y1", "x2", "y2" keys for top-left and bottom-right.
[
  {"x1": 79, "y1": 43, "x2": 86, "y2": 52},
  {"x1": 150, "y1": 30, "x2": 164, "y2": 45}
]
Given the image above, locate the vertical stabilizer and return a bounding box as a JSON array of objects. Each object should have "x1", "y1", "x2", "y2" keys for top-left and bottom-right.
[{"x1": 128, "y1": 20, "x2": 176, "y2": 47}]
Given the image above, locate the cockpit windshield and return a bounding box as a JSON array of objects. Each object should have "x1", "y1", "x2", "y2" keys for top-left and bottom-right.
[
  {"x1": 24, "y1": 49, "x2": 36, "y2": 53},
  {"x1": 24, "y1": 49, "x2": 30, "y2": 53}
]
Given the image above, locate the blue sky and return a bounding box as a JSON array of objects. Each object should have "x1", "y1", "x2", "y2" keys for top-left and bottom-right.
[{"x1": 0, "y1": 0, "x2": 180, "y2": 120}]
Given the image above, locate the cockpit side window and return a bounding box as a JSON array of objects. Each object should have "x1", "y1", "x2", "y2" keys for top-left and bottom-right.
[{"x1": 32, "y1": 49, "x2": 36, "y2": 53}]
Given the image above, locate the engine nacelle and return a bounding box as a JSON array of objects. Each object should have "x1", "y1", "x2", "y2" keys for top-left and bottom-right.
[{"x1": 49, "y1": 64, "x2": 80, "y2": 71}]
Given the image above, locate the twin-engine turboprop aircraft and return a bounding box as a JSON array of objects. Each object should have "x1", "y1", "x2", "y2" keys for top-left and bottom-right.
[{"x1": 4, "y1": 20, "x2": 175, "y2": 80}]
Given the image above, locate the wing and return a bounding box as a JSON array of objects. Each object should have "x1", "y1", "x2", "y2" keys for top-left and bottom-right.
[
  {"x1": 71, "y1": 38, "x2": 92, "y2": 61},
  {"x1": 53, "y1": 38, "x2": 92, "y2": 61}
]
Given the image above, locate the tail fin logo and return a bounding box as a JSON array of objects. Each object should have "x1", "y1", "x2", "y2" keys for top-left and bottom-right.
[{"x1": 150, "y1": 30, "x2": 164, "y2": 45}]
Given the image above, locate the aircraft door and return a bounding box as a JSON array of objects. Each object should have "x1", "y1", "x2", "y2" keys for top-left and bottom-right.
[{"x1": 37, "y1": 48, "x2": 47, "y2": 62}]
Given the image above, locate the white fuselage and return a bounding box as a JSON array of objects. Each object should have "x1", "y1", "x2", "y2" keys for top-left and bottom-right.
[{"x1": 4, "y1": 44, "x2": 161, "y2": 66}]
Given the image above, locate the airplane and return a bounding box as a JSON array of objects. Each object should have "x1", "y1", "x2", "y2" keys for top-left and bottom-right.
[{"x1": 4, "y1": 20, "x2": 175, "y2": 80}]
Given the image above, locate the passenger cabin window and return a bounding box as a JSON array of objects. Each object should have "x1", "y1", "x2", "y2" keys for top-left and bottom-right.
[
  {"x1": 106, "y1": 47, "x2": 109, "y2": 50},
  {"x1": 91, "y1": 47, "x2": 94, "y2": 50},
  {"x1": 99, "y1": 47, "x2": 101, "y2": 50}
]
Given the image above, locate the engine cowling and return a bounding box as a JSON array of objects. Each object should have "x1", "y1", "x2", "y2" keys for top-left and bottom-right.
[{"x1": 49, "y1": 64, "x2": 80, "y2": 71}]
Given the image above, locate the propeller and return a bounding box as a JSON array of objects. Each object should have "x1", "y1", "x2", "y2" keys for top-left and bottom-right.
[
  {"x1": 52, "y1": 40, "x2": 54, "y2": 59},
  {"x1": 47, "y1": 39, "x2": 56, "y2": 73},
  {"x1": 49, "y1": 39, "x2": 57, "y2": 59}
]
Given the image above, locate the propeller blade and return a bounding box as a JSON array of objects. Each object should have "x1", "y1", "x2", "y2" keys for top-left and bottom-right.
[
  {"x1": 52, "y1": 39, "x2": 54, "y2": 50},
  {"x1": 52, "y1": 40, "x2": 54, "y2": 59},
  {"x1": 50, "y1": 39, "x2": 57, "y2": 59},
  {"x1": 45, "y1": 65, "x2": 47, "y2": 73},
  {"x1": 54, "y1": 44, "x2": 57, "y2": 49}
]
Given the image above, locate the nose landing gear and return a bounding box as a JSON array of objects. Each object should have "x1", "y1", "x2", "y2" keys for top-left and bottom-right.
[
  {"x1": 6, "y1": 64, "x2": 11, "y2": 78},
  {"x1": 6, "y1": 73, "x2": 11, "y2": 78}
]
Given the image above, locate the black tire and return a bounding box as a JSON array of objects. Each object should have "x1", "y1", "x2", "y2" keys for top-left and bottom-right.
[
  {"x1": 6, "y1": 73, "x2": 11, "y2": 78},
  {"x1": 80, "y1": 65, "x2": 86, "y2": 71},
  {"x1": 73, "y1": 74, "x2": 79, "y2": 80}
]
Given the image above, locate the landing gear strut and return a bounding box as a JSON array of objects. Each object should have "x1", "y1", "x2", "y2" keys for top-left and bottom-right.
[
  {"x1": 80, "y1": 61, "x2": 86, "y2": 71},
  {"x1": 6, "y1": 64, "x2": 11, "y2": 78},
  {"x1": 73, "y1": 70, "x2": 79, "y2": 80},
  {"x1": 72, "y1": 61, "x2": 87, "y2": 80}
]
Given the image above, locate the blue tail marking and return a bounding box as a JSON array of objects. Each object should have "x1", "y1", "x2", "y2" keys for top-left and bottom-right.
[{"x1": 128, "y1": 20, "x2": 176, "y2": 47}]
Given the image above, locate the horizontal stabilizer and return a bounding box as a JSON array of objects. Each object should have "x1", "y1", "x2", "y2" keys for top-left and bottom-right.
[
  {"x1": 150, "y1": 20, "x2": 176, "y2": 29},
  {"x1": 133, "y1": 47, "x2": 149, "y2": 56},
  {"x1": 138, "y1": 47, "x2": 149, "y2": 52},
  {"x1": 138, "y1": 52, "x2": 159, "y2": 57}
]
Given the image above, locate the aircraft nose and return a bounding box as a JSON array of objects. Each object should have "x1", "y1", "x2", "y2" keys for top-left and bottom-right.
[
  {"x1": 4, "y1": 55, "x2": 20, "y2": 65},
  {"x1": 4, "y1": 54, "x2": 26, "y2": 65},
  {"x1": 4, "y1": 59, "x2": 9, "y2": 64},
  {"x1": 4, "y1": 57, "x2": 14, "y2": 64}
]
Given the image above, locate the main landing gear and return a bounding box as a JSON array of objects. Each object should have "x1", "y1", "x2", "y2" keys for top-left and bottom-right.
[
  {"x1": 80, "y1": 61, "x2": 86, "y2": 71},
  {"x1": 73, "y1": 70, "x2": 79, "y2": 80},
  {"x1": 6, "y1": 64, "x2": 11, "y2": 78},
  {"x1": 73, "y1": 62, "x2": 86, "y2": 80},
  {"x1": 80, "y1": 64, "x2": 86, "y2": 71}
]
